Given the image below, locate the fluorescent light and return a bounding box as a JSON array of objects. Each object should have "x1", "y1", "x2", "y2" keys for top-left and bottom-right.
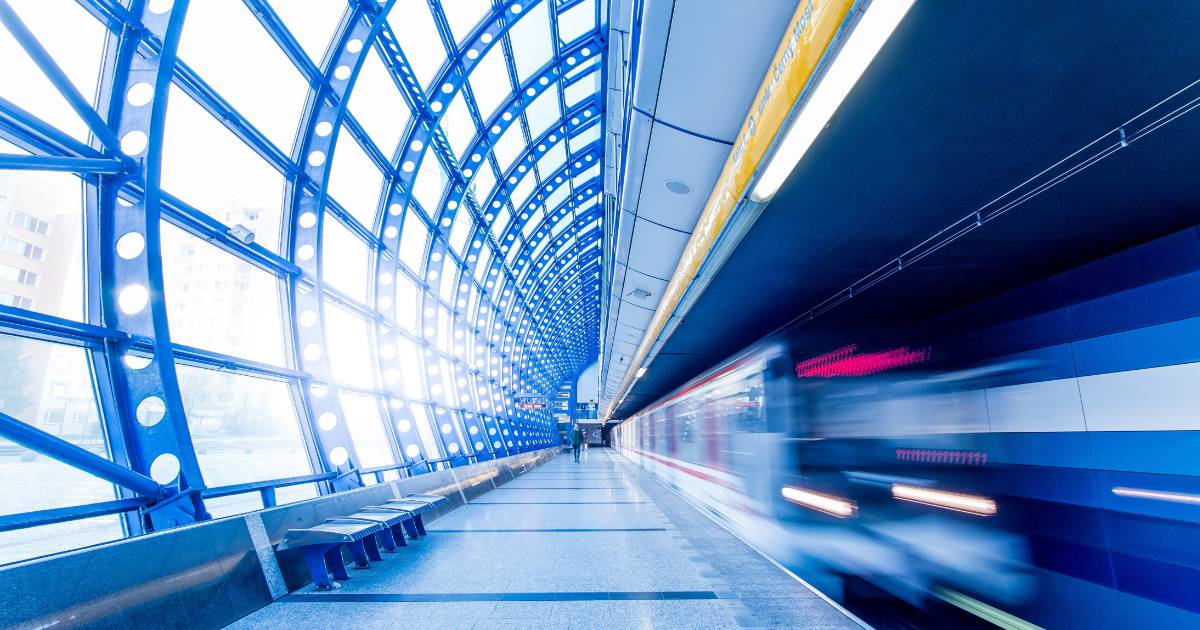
[
  {"x1": 781, "y1": 485, "x2": 857, "y2": 518},
  {"x1": 1113, "y1": 486, "x2": 1200, "y2": 505},
  {"x1": 750, "y1": 0, "x2": 916, "y2": 202},
  {"x1": 892, "y1": 484, "x2": 996, "y2": 516},
  {"x1": 635, "y1": 366, "x2": 647, "y2": 378}
]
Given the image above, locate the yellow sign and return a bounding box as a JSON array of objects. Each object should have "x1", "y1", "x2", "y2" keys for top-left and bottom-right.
[{"x1": 609, "y1": 0, "x2": 855, "y2": 417}]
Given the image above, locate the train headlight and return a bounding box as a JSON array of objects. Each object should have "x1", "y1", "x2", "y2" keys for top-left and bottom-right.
[{"x1": 781, "y1": 486, "x2": 858, "y2": 518}]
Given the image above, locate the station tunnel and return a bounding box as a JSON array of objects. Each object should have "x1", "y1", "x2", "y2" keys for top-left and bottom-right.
[{"x1": 1, "y1": 1, "x2": 1199, "y2": 628}]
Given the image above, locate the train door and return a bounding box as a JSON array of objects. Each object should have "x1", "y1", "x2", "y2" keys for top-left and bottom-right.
[
  {"x1": 666, "y1": 404, "x2": 677, "y2": 458},
  {"x1": 705, "y1": 397, "x2": 721, "y2": 471}
]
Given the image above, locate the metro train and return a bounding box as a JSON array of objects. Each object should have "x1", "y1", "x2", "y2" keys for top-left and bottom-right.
[{"x1": 614, "y1": 229, "x2": 1200, "y2": 629}]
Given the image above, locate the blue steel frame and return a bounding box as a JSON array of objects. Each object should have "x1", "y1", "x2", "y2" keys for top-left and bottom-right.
[{"x1": 0, "y1": 0, "x2": 605, "y2": 553}]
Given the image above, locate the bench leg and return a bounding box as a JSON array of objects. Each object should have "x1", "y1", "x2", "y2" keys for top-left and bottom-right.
[
  {"x1": 389, "y1": 524, "x2": 408, "y2": 547},
  {"x1": 363, "y1": 534, "x2": 383, "y2": 562},
  {"x1": 414, "y1": 513, "x2": 427, "y2": 536},
  {"x1": 303, "y1": 548, "x2": 333, "y2": 590},
  {"x1": 401, "y1": 517, "x2": 420, "y2": 540},
  {"x1": 324, "y1": 546, "x2": 350, "y2": 581},
  {"x1": 378, "y1": 527, "x2": 398, "y2": 552},
  {"x1": 349, "y1": 540, "x2": 370, "y2": 568}
]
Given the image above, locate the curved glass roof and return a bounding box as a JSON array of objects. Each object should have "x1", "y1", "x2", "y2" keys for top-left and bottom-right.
[{"x1": 0, "y1": 0, "x2": 603, "y2": 562}]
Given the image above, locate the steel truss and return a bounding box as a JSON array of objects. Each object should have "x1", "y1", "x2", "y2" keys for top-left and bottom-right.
[{"x1": 0, "y1": 0, "x2": 605, "y2": 550}]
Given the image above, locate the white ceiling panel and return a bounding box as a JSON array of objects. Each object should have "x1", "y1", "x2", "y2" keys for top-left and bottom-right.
[
  {"x1": 655, "y1": 0, "x2": 795, "y2": 141},
  {"x1": 621, "y1": 267, "x2": 670, "y2": 307},
  {"x1": 636, "y1": 121, "x2": 729, "y2": 232},
  {"x1": 626, "y1": 217, "x2": 688, "y2": 280},
  {"x1": 614, "y1": 208, "x2": 637, "y2": 265},
  {"x1": 618, "y1": 110, "x2": 652, "y2": 210},
  {"x1": 630, "y1": 0, "x2": 674, "y2": 115},
  {"x1": 617, "y1": 303, "x2": 653, "y2": 331}
]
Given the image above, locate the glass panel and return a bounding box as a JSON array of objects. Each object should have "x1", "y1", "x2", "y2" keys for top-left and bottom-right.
[
  {"x1": 205, "y1": 483, "x2": 317, "y2": 519},
  {"x1": 433, "y1": 357, "x2": 454, "y2": 407},
  {"x1": 537, "y1": 139, "x2": 567, "y2": 179},
  {"x1": 544, "y1": 181, "x2": 569, "y2": 210},
  {"x1": 394, "y1": 271, "x2": 419, "y2": 333},
  {"x1": 490, "y1": 205, "x2": 510, "y2": 240},
  {"x1": 523, "y1": 208, "x2": 544, "y2": 237},
  {"x1": 326, "y1": 130, "x2": 384, "y2": 228},
  {"x1": 409, "y1": 404, "x2": 444, "y2": 460},
  {"x1": 324, "y1": 300, "x2": 375, "y2": 388},
  {"x1": 508, "y1": 1, "x2": 552, "y2": 83},
  {"x1": 468, "y1": 43, "x2": 510, "y2": 120},
  {"x1": 398, "y1": 206, "x2": 429, "y2": 272},
  {"x1": 573, "y1": 163, "x2": 601, "y2": 188},
  {"x1": 510, "y1": 173, "x2": 536, "y2": 212},
  {"x1": 177, "y1": 366, "x2": 311, "y2": 488},
  {"x1": 412, "y1": 155, "x2": 448, "y2": 212},
  {"x1": 439, "y1": 257, "x2": 458, "y2": 302},
  {"x1": 0, "y1": 0, "x2": 105, "y2": 141},
  {"x1": 269, "y1": 0, "x2": 345, "y2": 66},
  {"x1": 525, "y1": 88, "x2": 561, "y2": 140},
  {"x1": 448, "y1": 208, "x2": 473, "y2": 255},
  {"x1": 0, "y1": 142, "x2": 85, "y2": 321},
  {"x1": 442, "y1": 0, "x2": 493, "y2": 44},
  {"x1": 348, "y1": 50, "x2": 412, "y2": 155},
  {"x1": 492, "y1": 123, "x2": 525, "y2": 173},
  {"x1": 0, "y1": 335, "x2": 119, "y2": 564},
  {"x1": 474, "y1": 246, "x2": 492, "y2": 282},
  {"x1": 565, "y1": 55, "x2": 599, "y2": 80},
  {"x1": 160, "y1": 222, "x2": 286, "y2": 365},
  {"x1": 550, "y1": 212, "x2": 572, "y2": 239},
  {"x1": 162, "y1": 86, "x2": 285, "y2": 252},
  {"x1": 339, "y1": 392, "x2": 395, "y2": 467},
  {"x1": 530, "y1": 233, "x2": 550, "y2": 262},
  {"x1": 179, "y1": 0, "x2": 309, "y2": 151},
  {"x1": 558, "y1": 0, "x2": 597, "y2": 44},
  {"x1": 568, "y1": 121, "x2": 600, "y2": 153},
  {"x1": 321, "y1": 215, "x2": 370, "y2": 303},
  {"x1": 565, "y1": 69, "x2": 599, "y2": 106},
  {"x1": 440, "y1": 92, "x2": 476, "y2": 159},
  {"x1": 470, "y1": 162, "x2": 498, "y2": 207},
  {"x1": 395, "y1": 335, "x2": 425, "y2": 400},
  {"x1": 437, "y1": 307, "x2": 453, "y2": 352},
  {"x1": 387, "y1": 0, "x2": 446, "y2": 89}
]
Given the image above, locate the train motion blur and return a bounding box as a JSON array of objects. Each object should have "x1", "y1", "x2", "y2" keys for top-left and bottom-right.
[{"x1": 613, "y1": 229, "x2": 1200, "y2": 629}]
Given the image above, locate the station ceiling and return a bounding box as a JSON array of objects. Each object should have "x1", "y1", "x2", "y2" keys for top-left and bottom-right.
[{"x1": 610, "y1": 0, "x2": 1200, "y2": 418}]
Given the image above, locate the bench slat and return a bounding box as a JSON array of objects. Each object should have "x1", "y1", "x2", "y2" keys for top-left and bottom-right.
[{"x1": 277, "y1": 521, "x2": 381, "y2": 550}]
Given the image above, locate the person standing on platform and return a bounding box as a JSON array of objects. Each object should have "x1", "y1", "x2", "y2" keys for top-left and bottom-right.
[{"x1": 570, "y1": 423, "x2": 583, "y2": 463}]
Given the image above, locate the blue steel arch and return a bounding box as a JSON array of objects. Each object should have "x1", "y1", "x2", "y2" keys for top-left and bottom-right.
[{"x1": 0, "y1": 0, "x2": 606, "y2": 559}]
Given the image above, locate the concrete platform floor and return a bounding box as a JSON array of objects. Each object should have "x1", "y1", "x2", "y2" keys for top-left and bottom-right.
[{"x1": 227, "y1": 448, "x2": 863, "y2": 629}]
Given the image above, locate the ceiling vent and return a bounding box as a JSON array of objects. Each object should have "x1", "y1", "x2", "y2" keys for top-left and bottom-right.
[{"x1": 664, "y1": 180, "x2": 692, "y2": 196}]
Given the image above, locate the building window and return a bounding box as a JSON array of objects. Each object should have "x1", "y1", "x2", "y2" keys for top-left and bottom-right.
[
  {"x1": 0, "y1": 236, "x2": 45, "y2": 261},
  {"x1": 0, "y1": 263, "x2": 38, "y2": 287},
  {"x1": 6, "y1": 210, "x2": 50, "y2": 235},
  {"x1": 0, "y1": 292, "x2": 33, "y2": 309}
]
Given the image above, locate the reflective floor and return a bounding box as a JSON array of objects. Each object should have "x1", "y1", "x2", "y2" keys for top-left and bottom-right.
[{"x1": 227, "y1": 448, "x2": 860, "y2": 629}]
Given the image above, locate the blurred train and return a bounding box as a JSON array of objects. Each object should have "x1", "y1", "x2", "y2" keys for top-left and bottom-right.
[{"x1": 614, "y1": 229, "x2": 1200, "y2": 629}]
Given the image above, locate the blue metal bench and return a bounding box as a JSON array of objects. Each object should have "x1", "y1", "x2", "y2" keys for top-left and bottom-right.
[
  {"x1": 385, "y1": 494, "x2": 450, "y2": 535},
  {"x1": 278, "y1": 493, "x2": 449, "y2": 590},
  {"x1": 404, "y1": 493, "x2": 451, "y2": 509},
  {"x1": 381, "y1": 498, "x2": 438, "y2": 536},
  {"x1": 277, "y1": 520, "x2": 384, "y2": 590},
  {"x1": 341, "y1": 508, "x2": 419, "y2": 551}
]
